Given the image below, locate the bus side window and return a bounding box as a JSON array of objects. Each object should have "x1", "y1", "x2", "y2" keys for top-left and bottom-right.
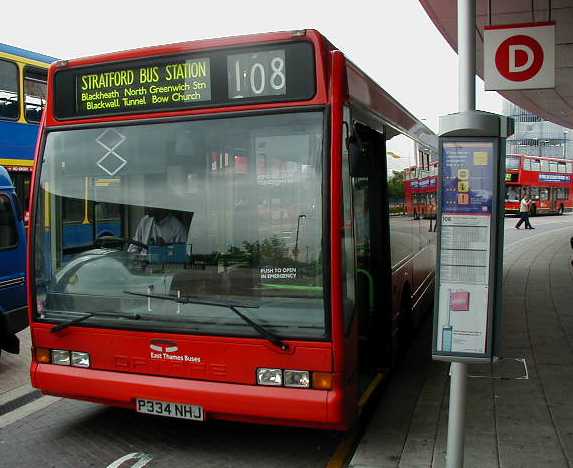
[
  {"x1": 24, "y1": 67, "x2": 47, "y2": 123},
  {"x1": 62, "y1": 197, "x2": 85, "y2": 223},
  {"x1": 0, "y1": 60, "x2": 19, "y2": 120},
  {"x1": 0, "y1": 194, "x2": 18, "y2": 249}
]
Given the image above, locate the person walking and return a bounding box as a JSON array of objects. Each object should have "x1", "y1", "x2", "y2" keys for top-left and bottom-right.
[{"x1": 515, "y1": 193, "x2": 534, "y2": 230}]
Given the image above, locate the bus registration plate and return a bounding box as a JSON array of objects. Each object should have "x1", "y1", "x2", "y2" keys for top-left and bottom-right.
[{"x1": 136, "y1": 399, "x2": 204, "y2": 421}]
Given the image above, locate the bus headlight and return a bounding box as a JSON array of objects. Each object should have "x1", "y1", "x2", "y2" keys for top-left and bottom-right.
[
  {"x1": 256, "y1": 368, "x2": 282, "y2": 386},
  {"x1": 71, "y1": 351, "x2": 90, "y2": 368},
  {"x1": 51, "y1": 349, "x2": 70, "y2": 366},
  {"x1": 284, "y1": 370, "x2": 310, "y2": 388},
  {"x1": 45, "y1": 349, "x2": 91, "y2": 367}
]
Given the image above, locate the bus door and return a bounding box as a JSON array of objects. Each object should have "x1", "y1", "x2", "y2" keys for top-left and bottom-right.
[
  {"x1": 347, "y1": 121, "x2": 393, "y2": 386},
  {"x1": 549, "y1": 187, "x2": 558, "y2": 212}
]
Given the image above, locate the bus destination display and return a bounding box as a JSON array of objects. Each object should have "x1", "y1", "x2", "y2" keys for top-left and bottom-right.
[
  {"x1": 55, "y1": 42, "x2": 315, "y2": 119},
  {"x1": 227, "y1": 50, "x2": 286, "y2": 99},
  {"x1": 78, "y1": 58, "x2": 211, "y2": 114}
]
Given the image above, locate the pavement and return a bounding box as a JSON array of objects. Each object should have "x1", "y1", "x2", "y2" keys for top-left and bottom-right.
[
  {"x1": 0, "y1": 329, "x2": 32, "y2": 396},
  {"x1": 350, "y1": 214, "x2": 573, "y2": 468}
]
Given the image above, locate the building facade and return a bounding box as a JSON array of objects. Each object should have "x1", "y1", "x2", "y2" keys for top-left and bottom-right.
[{"x1": 503, "y1": 100, "x2": 571, "y2": 160}]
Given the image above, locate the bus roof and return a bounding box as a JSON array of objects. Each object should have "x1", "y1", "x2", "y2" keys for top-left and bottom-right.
[
  {"x1": 0, "y1": 43, "x2": 57, "y2": 64},
  {"x1": 0, "y1": 166, "x2": 14, "y2": 190},
  {"x1": 54, "y1": 30, "x2": 318, "y2": 68}
]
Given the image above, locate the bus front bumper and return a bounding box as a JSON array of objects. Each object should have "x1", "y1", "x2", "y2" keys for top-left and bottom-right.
[{"x1": 31, "y1": 363, "x2": 346, "y2": 429}]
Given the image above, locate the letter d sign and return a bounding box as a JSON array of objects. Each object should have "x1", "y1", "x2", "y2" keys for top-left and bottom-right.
[{"x1": 484, "y1": 23, "x2": 555, "y2": 91}]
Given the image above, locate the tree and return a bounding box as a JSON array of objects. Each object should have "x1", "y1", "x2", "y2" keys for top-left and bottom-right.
[{"x1": 387, "y1": 170, "x2": 405, "y2": 200}]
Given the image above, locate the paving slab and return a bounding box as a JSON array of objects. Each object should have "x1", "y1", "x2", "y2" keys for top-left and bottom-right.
[{"x1": 0, "y1": 329, "x2": 32, "y2": 396}]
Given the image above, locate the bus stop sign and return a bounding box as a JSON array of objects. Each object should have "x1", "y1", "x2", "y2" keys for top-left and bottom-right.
[
  {"x1": 433, "y1": 111, "x2": 513, "y2": 363},
  {"x1": 484, "y1": 22, "x2": 555, "y2": 90}
]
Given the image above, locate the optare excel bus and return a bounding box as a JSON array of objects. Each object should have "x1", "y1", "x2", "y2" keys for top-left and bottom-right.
[
  {"x1": 505, "y1": 154, "x2": 573, "y2": 216},
  {"x1": 29, "y1": 30, "x2": 437, "y2": 429}
]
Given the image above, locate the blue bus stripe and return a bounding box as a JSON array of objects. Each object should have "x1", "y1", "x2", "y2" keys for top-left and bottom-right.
[{"x1": 0, "y1": 43, "x2": 56, "y2": 64}]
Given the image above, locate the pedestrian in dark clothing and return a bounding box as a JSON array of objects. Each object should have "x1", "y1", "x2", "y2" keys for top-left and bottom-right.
[{"x1": 515, "y1": 194, "x2": 534, "y2": 229}]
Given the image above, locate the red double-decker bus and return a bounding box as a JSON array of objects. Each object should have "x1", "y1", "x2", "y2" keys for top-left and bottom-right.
[
  {"x1": 28, "y1": 30, "x2": 436, "y2": 430},
  {"x1": 505, "y1": 154, "x2": 573, "y2": 215},
  {"x1": 404, "y1": 161, "x2": 438, "y2": 219}
]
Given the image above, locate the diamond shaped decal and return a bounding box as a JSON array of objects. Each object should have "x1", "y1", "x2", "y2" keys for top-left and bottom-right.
[{"x1": 96, "y1": 129, "x2": 127, "y2": 176}]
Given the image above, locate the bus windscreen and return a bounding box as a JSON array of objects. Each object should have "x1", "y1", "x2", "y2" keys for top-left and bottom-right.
[{"x1": 34, "y1": 111, "x2": 326, "y2": 339}]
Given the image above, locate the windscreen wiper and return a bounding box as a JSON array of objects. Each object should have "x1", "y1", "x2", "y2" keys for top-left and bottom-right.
[
  {"x1": 51, "y1": 311, "x2": 142, "y2": 333},
  {"x1": 123, "y1": 290, "x2": 289, "y2": 351}
]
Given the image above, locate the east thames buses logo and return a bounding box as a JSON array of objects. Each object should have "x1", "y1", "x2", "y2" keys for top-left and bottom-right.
[{"x1": 149, "y1": 339, "x2": 201, "y2": 363}]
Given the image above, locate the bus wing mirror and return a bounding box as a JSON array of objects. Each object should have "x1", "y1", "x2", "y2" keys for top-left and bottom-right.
[{"x1": 347, "y1": 133, "x2": 369, "y2": 178}]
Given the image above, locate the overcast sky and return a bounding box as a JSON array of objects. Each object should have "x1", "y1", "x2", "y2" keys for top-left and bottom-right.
[{"x1": 3, "y1": 0, "x2": 501, "y2": 132}]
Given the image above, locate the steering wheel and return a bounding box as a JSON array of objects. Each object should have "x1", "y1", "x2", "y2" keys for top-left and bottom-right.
[{"x1": 126, "y1": 238, "x2": 149, "y2": 250}]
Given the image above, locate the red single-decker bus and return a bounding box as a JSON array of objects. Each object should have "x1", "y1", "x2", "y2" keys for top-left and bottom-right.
[{"x1": 28, "y1": 30, "x2": 436, "y2": 430}]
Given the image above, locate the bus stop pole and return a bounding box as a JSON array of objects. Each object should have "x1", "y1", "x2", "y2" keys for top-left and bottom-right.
[{"x1": 446, "y1": 1, "x2": 475, "y2": 467}]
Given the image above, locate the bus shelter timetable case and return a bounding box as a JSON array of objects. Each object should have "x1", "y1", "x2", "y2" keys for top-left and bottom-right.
[{"x1": 433, "y1": 136, "x2": 504, "y2": 362}]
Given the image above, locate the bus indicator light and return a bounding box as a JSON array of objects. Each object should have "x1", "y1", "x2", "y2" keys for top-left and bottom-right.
[
  {"x1": 35, "y1": 347, "x2": 51, "y2": 364},
  {"x1": 312, "y1": 372, "x2": 333, "y2": 390}
]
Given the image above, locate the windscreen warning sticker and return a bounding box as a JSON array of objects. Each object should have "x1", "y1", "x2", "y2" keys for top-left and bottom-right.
[{"x1": 260, "y1": 266, "x2": 297, "y2": 280}]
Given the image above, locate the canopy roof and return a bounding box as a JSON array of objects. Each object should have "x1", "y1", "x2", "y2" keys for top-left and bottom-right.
[{"x1": 419, "y1": 0, "x2": 573, "y2": 129}]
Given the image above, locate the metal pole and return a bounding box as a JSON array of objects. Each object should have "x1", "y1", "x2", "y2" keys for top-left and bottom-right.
[
  {"x1": 447, "y1": 362, "x2": 468, "y2": 467},
  {"x1": 458, "y1": 0, "x2": 476, "y2": 113},
  {"x1": 446, "y1": 1, "x2": 475, "y2": 467}
]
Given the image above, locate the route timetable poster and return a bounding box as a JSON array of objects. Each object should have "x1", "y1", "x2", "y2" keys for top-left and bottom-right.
[{"x1": 435, "y1": 142, "x2": 495, "y2": 356}]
